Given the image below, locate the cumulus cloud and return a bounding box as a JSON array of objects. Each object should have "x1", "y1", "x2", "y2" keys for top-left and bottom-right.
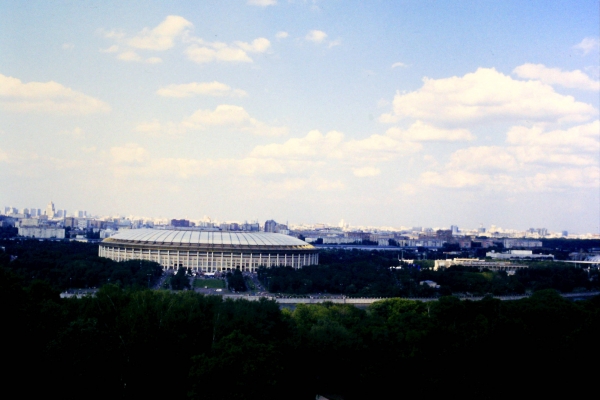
[
  {"x1": 386, "y1": 121, "x2": 474, "y2": 142},
  {"x1": 0, "y1": 73, "x2": 110, "y2": 114},
  {"x1": 127, "y1": 15, "x2": 193, "y2": 51},
  {"x1": 419, "y1": 120, "x2": 600, "y2": 192},
  {"x1": 275, "y1": 31, "x2": 288, "y2": 39},
  {"x1": 306, "y1": 30, "x2": 327, "y2": 43},
  {"x1": 250, "y1": 129, "x2": 420, "y2": 166},
  {"x1": 573, "y1": 37, "x2": 600, "y2": 55},
  {"x1": 110, "y1": 143, "x2": 148, "y2": 164},
  {"x1": 156, "y1": 81, "x2": 247, "y2": 98},
  {"x1": 100, "y1": 45, "x2": 119, "y2": 53},
  {"x1": 391, "y1": 62, "x2": 407, "y2": 69},
  {"x1": 250, "y1": 130, "x2": 344, "y2": 159},
  {"x1": 447, "y1": 146, "x2": 518, "y2": 171},
  {"x1": 137, "y1": 105, "x2": 287, "y2": 137},
  {"x1": 513, "y1": 63, "x2": 600, "y2": 91},
  {"x1": 352, "y1": 166, "x2": 381, "y2": 177},
  {"x1": 420, "y1": 170, "x2": 489, "y2": 188},
  {"x1": 380, "y1": 67, "x2": 597, "y2": 125},
  {"x1": 184, "y1": 37, "x2": 270, "y2": 64},
  {"x1": 526, "y1": 167, "x2": 599, "y2": 190},
  {"x1": 248, "y1": 0, "x2": 277, "y2": 6},
  {"x1": 344, "y1": 134, "x2": 421, "y2": 161},
  {"x1": 506, "y1": 121, "x2": 600, "y2": 152}
]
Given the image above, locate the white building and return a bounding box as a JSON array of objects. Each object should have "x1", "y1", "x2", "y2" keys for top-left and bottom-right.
[{"x1": 18, "y1": 227, "x2": 65, "y2": 239}]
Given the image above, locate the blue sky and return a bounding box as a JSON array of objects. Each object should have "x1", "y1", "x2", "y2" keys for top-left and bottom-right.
[{"x1": 1, "y1": 1, "x2": 599, "y2": 232}]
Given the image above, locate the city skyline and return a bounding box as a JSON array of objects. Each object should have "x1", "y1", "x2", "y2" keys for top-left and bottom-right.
[
  {"x1": 1, "y1": 1, "x2": 599, "y2": 233},
  {"x1": 1, "y1": 199, "x2": 590, "y2": 238}
]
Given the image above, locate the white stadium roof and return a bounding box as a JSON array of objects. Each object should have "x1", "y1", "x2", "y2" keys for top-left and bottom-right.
[{"x1": 106, "y1": 228, "x2": 310, "y2": 247}]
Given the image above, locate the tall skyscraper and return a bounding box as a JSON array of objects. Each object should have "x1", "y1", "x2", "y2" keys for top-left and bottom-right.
[
  {"x1": 46, "y1": 201, "x2": 56, "y2": 218},
  {"x1": 264, "y1": 220, "x2": 277, "y2": 232}
]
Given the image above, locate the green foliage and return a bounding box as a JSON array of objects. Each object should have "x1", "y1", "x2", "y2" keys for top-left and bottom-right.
[
  {"x1": 170, "y1": 267, "x2": 191, "y2": 290},
  {"x1": 0, "y1": 238, "x2": 163, "y2": 289},
  {"x1": 2, "y1": 264, "x2": 599, "y2": 399},
  {"x1": 226, "y1": 269, "x2": 247, "y2": 292}
]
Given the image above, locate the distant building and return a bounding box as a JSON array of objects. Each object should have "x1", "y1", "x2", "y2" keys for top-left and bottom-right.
[
  {"x1": 99, "y1": 229, "x2": 318, "y2": 272},
  {"x1": 503, "y1": 239, "x2": 542, "y2": 248},
  {"x1": 434, "y1": 258, "x2": 527, "y2": 272},
  {"x1": 46, "y1": 201, "x2": 56, "y2": 218},
  {"x1": 171, "y1": 219, "x2": 190, "y2": 228},
  {"x1": 18, "y1": 227, "x2": 65, "y2": 239},
  {"x1": 487, "y1": 250, "x2": 554, "y2": 260},
  {"x1": 264, "y1": 220, "x2": 277, "y2": 233}
]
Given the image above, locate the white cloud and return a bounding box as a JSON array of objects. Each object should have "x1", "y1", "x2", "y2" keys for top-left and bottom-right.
[
  {"x1": 573, "y1": 37, "x2": 600, "y2": 55},
  {"x1": 513, "y1": 63, "x2": 600, "y2": 91},
  {"x1": 157, "y1": 81, "x2": 247, "y2": 98},
  {"x1": 146, "y1": 57, "x2": 163, "y2": 64},
  {"x1": 263, "y1": 176, "x2": 344, "y2": 192},
  {"x1": 184, "y1": 36, "x2": 270, "y2": 64},
  {"x1": 306, "y1": 30, "x2": 327, "y2": 43},
  {"x1": 447, "y1": 146, "x2": 518, "y2": 171},
  {"x1": 62, "y1": 43, "x2": 74, "y2": 50},
  {"x1": 421, "y1": 170, "x2": 489, "y2": 188},
  {"x1": 343, "y1": 134, "x2": 421, "y2": 161},
  {"x1": 185, "y1": 45, "x2": 248, "y2": 63},
  {"x1": 526, "y1": 167, "x2": 599, "y2": 190},
  {"x1": 352, "y1": 166, "x2": 381, "y2": 177},
  {"x1": 380, "y1": 67, "x2": 597, "y2": 125},
  {"x1": 250, "y1": 130, "x2": 343, "y2": 159},
  {"x1": 118, "y1": 51, "x2": 142, "y2": 62},
  {"x1": 60, "y1": 127, "x2": 85, "y2": 139},
  {"x1": 127, "y1": 15, "x2": 193, "y2": 51},
  {"x1": 0, "y1": 73, "x2": 110, "y2": 114},
  {"x1": 250, "y1": 129, "x2": 421, "y2": 165},
  {"x1": 275, "y1": 31, "x2": 288, "y2": 39},
  {"x1": 234, "y1": 38, "x2": 272, "y2": 53},
  {"x1": 100, "y1": 45, "x2": 119, "y2": 53},
  {"x1": 391, "y1": 62, "x2": 407, "y2": 69},
  {"x1": 420, "y1": 120, "x2": 600, "y2": 192},
  {"x1": 248, "y1": 0, "x2": 277, "y2": 6},
  {"x1": 328, "y1": 39, "x2": 342, "y2": 48},
  {"x1": 139, "y1": 105, "x2": 287, "y2": 137},
  {"x1": 386, "y1": 121, "x2": 474, "y2": 142},
  {"x1": 110, "y1": 143, "x2": 148, "y2": 164},
  {"x1": 506, "y1": 121, "x2": 600, "y2": 152}
]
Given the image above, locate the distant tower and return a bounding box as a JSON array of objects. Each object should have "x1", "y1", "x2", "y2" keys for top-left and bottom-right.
[
  {"x1": 264, "y1": 220, "x2": 277, "y2": 232},
  {"x1": 46, "y1": 201, "x2": 56, "y2": 218}
]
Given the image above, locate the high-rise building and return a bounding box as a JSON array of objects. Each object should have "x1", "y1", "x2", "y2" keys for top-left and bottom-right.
[
  {"x1": 264, "y1": 220, "x2": 277, "y2": 232},
  {"x1": 46, "y1": 201, "x2": 56, "y2": 218}
]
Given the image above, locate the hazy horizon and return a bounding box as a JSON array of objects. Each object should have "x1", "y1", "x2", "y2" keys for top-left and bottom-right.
[{"x1": 1, "y1": 1, "x2": 598, "y2": 233}]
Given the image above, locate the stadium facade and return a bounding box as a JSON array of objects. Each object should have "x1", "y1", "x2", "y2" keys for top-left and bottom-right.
[{"x1": 98, "y1": 229, "x2": 318, "y2": 272}]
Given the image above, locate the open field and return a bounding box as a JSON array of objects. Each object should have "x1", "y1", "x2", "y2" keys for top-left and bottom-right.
[{"x1": 193, "y1": 279, "x2": 225, "y2": 289}]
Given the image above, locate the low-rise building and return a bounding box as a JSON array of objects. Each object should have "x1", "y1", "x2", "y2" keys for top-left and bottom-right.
[
  {"x1": 487, "y1": 250, "x2": 554, "y2": 260},
  {"x1": 434, "y1": 258, "x2": 527, "y2": 272},
  {"x1": 18, "y1": 227, "x2": 65, "y2": 239}
]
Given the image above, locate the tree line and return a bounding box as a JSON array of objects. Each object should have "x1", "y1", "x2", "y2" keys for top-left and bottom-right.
[
  {"x1": 1, "y1": 266, "x2": 598, "y2": 399},
  {"x1": 257, "y1": 249, "x2": 599, "y2": 296}
]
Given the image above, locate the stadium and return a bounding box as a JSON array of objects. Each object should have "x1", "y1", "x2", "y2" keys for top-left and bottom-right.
[{"x1": 98, "y1": 229, "x2": 318, "y2": 272}]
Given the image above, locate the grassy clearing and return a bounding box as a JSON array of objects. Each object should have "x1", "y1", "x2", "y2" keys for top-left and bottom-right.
[
  {"x1": 245, "y1": 277, "x2": 257, "y2": 290},
  {"x1": 194, "y1": 279, "x2": 225, "y2": 289}
]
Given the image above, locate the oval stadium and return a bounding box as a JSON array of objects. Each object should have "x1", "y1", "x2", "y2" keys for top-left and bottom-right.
[{"x1": 99, "y1": 229, "x2": 318, "y2": 272}]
